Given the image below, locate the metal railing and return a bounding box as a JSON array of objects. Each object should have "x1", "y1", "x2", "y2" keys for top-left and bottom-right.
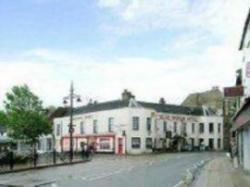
[{"x1": 0, "y1": 151, "x2": 90, "y2": 173}]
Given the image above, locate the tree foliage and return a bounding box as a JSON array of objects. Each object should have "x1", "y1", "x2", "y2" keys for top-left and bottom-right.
[
  {"x1": 4, "y1": 85, "x2": 52, "y2": 144},
  {"x1": 0, "y1": 110, "x2": 8, "y2": 126}
]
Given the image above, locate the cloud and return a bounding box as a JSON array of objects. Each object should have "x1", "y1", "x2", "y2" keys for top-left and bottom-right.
[
  {"x1": 98, "y1": 0, "x2": 249, "y2": 46},
  {"x1": 1, "y1": 1, "x2": 247, "y2": 109},
  {"x1": 0, "y1": 46, "x2": 241, "y2": 109}
]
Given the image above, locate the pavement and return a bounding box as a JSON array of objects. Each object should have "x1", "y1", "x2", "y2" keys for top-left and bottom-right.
[
  {"x1": 193, "y1": 156, "x2": 250, "y2": 187},
  {"x1": 0, "y1": 152, "x2": 223, "y2": 187}
]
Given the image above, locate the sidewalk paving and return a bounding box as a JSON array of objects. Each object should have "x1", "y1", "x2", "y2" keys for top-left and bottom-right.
[{"x1": 193, "y1": 157, "x2": 250, "y2": 187}]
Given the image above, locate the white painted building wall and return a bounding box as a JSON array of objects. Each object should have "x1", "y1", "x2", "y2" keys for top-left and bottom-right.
[
  {"x1": 53, "y1": 102, "x2": 223, "y2": 154},
  {"x1": 236, "y1": 118, "x2": 250, "y2": 172},
  {"x1": 237, "y1": 12, "x2": 250, "y2": 171},
  {"x1": 241, "y1": 21, "x2": 250, "y2": 99}
]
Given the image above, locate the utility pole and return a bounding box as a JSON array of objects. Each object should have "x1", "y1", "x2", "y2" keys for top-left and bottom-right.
[{"x1": 63, "y1": 82, "x2": 81, "y2": 163}]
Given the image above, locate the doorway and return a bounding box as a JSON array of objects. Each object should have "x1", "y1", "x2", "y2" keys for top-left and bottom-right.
[{"x1": 118, "y1": 138, "x2": 123, "y2": 154}]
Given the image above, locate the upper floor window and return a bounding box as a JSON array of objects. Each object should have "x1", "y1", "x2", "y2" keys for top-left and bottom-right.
[
  {"x1": 218, "y1": 123, "x2": 221, "y2": 133},
  {"x1": 56, "y1": 124, "x2": 61, "y2": 136},
  {"x1": 174, "y1": 122, "x2": 177, "y2": 133},
  {"x1": 192, "y1": 123, "x2": 195, "y2": 134},
  {"x1": 163, "y1": 121, "x2": 167, "y2": 132},
  {"x1": 132, "y1": 117, "x2": 139, "y2": 131},
  {"x1": 199, "y1": 123, "x2": 204, "y2": 133},
  {"x1": 80, "y1": 121, "x2": 84, "y2": 134},
  {"x1": 146, "y1": 117, "x2": 151, "y2": 131},
  {"x1": 182, "y1": 123, "x2": 187, "y2": 134},
  {"x1": 209, "y1": 123, "x2": 214, "y2": 133},
  {"x1": 108, "y1": 117, "x2": 114, "y2": 132},
  {"x1": 93, "y1": 120, "x2": 98, "y2": 133}
]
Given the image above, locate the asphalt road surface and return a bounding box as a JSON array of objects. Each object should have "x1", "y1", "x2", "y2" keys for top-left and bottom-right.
[{"x1": 0, "y1": 152, "x2": 224, "y2": 187}]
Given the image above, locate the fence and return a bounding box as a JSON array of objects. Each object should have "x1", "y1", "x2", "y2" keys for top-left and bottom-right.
[{"x1": 0, "y1": 151, "x2": 90, "y2": 174}]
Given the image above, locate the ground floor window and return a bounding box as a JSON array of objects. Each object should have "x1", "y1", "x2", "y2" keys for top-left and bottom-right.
[
  {"x1": 80, "y1": 142, "x2": 86, "y2": 149},
  {"x1": 99, "y1": 138, "x2": 111, "y2": 150},
  {"x1": 131, "y1": 137, "x2": 141, "y2": 149},
  {"x1": 47, "y1": 138, "x2": 52, "y2": 151},
  {"x1": 199, "y1": 138, "x2": 204, "y2": 145},
  {"x1": 190, "y1": 138, "x2": 194, "y2": 147},
  {"x1": 37, "y1": 141, "x2": 42, "y2": 150},
  {"x1": 218, "y1": 138, "x2": 221, "y2": 149},
  {"x1": 209, "y1": 138, "x2": 214, "y2": 149},
  {"x1": 146, "y1": 138, "x2": 152, "y2": 149}
]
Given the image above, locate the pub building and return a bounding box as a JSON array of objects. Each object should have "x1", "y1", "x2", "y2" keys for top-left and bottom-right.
[{"x1": 53, "y1": 90, "x2": 223, "y2": 154}]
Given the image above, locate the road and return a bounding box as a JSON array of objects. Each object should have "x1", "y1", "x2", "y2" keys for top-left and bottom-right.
[{"x1": 0, "y1": 152, "x2": 224, "y2": 187}]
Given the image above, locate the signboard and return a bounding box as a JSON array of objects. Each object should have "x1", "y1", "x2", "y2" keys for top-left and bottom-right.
[
  {"x1": 157, "y1": 114, "x2": 199, "y2": 122},
  {"x1": 224, "y1": 86, "x2": 244, "y2": 97},
  {"x1": 246, "y1": 62, "x2": 250, "y2": 78}
]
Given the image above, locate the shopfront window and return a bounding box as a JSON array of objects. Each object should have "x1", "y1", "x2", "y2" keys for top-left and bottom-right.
[{"x1": 99, "y1": 138, "x2": 111, "y2": 150}]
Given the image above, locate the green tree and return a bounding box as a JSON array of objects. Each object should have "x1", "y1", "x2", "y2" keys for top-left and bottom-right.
[
  {"x1": 4, "y1": 85, "x2": 52, "y2": 145},
  {"x1": 0, "y1": 110, "x2": 8, "y2": 125}
]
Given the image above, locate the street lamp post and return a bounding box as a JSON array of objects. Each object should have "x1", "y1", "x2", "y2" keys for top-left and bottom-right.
[{"x1": 63, "y1": 82, "x2": 81, "y2": 163}]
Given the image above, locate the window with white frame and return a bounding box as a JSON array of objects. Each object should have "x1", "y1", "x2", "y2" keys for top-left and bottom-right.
[
  {"x1": 218, "y1": 123, "x2": 221, "y2": 133},
  {"x1": 93, "y1": 120, "x2": 98, "y2": 133},
  {"x1": 47, "y1": 138, "x2": 52, "y2": 151},
  {"x1": 108, "y1": 117, "x2": 114, "y2": 132},
  {"x1": 209, "y1": 123, "x2": 214, "y2": 133},
  {"x1": 163, "y1": 121, "x2": 167, "y2": 132},
  {"x1": 146, "y1": 138, "x2": 152, "y2": 149},
  {"x1": 174, "y1": 122, "x2": 177, "y2": 133},
  {"x1": 192, "y1": 123, "x2": 195, "y2": 134},
  {"x1": 99, "y1": 138, "x2": 111, "y2": 150},
  {"x1": 218, "y1": 138, "x2": 221, "y2": 149},
  {"x1": 80, "y1": 121, "x2": 84, "y2": 134},
  {"x1": 131, "y1": 137, "x2": 141, "y2": 148},
  {"x1": 146, "y1": 117, "x2": 151, "y2": 131},
  {"x1": 132, "y1": 117, "x2": 139, "y2": 130},
  {"x1": 56, "y1": 124, "x2": 61, "y2": 136},
  {"x1": 199, "y1": 123, "x2": 204, "y2": 133},
  {"x1": 182, "y1": 123, "x2": 186, "y2": 134}
]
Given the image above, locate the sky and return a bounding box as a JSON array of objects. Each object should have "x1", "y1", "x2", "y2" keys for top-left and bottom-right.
[{"x1": 0, "y1": 0, "x2": 249, "y2": 108}]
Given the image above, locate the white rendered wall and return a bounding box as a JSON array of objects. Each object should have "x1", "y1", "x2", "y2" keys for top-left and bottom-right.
[{"x1": 53, "y1": 107, "x2": 224, "y2": 154}]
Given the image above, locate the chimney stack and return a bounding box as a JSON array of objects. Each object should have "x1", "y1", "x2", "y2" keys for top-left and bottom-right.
[
  {"x1": 122, "y1": 89, "x2": 135, "y2": 101},
  {"x1": 159, "y1": 97, "x2": 166, "y2": 105}
]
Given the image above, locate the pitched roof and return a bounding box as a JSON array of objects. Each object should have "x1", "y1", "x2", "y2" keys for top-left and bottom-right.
[
  {"x1": 239, "y1": 8, "x2": 250, "y2": 50},
  {"x1": 71, "y1": 100, "x2": 129, "y2": 116},
  {"x1": 49, "y1": 107, "x2": 69, "y2": 120},
  {"x1": 58, "y1": 100, "x2": 205, "y2": 117},
  {"x1": 138, "y1": 101, "x2": 204, "y2": 116}
]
